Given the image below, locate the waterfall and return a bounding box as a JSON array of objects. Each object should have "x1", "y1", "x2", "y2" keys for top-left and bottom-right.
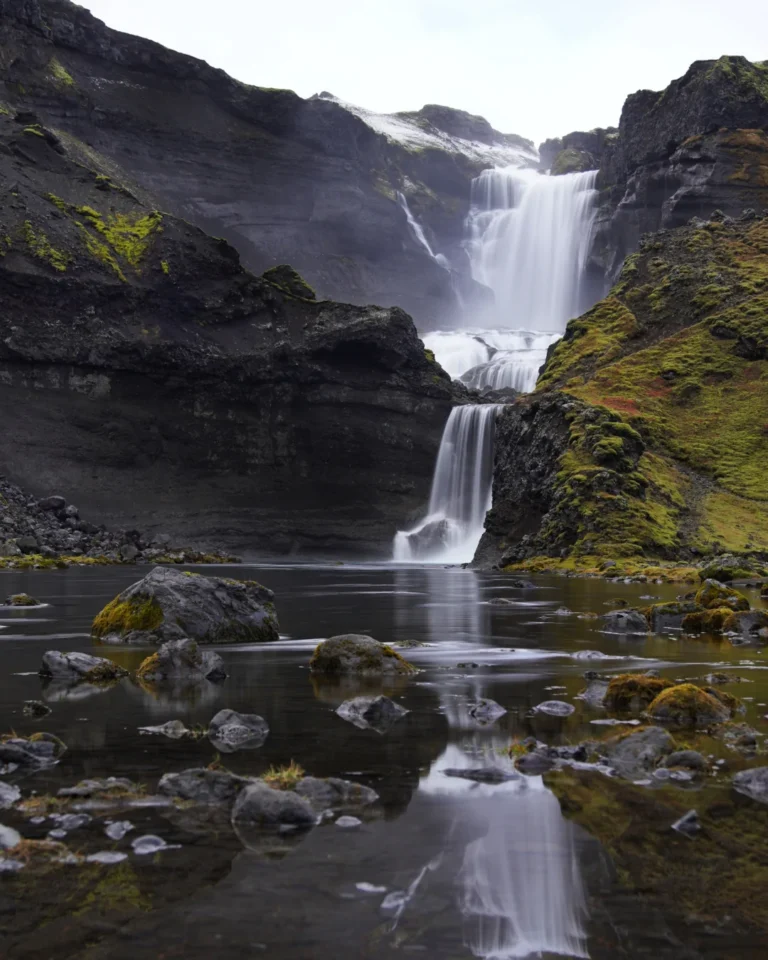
[
  {"x1": 398, "y1": 192, "x2": 450, "y2": 270},
  {"x1": 465, "y1": 167, "x2": 598, "y2": 334},
  {"x1": 423, "y1": 329, "x2": 561, "y2": 395},
  {"x1": 393, "y1": 405, "x2": 500, "y2": 564}
]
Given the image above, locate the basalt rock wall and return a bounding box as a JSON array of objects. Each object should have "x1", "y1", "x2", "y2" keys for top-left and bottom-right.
[{"x1": 0, "y1": 108, "x2": 463, "y2": 555}]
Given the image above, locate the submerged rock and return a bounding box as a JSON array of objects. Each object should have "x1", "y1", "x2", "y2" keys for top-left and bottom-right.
[
  {"x1": 58, "y1": 777, "x2": 140, "y2": 799},
  {"x1": 22, "y1": 700, "x2": 51, "y2": 718},
  {"x1": 467, "y1": 699, "x2": 507, "y2": 725},
  {"x1": 533, "y1": 700, "x2": 574, "y2": 717},
  {"x1": 603, "y1": 726, "x2": 675, "y2": 779},
  {"x1": 664, "y1": 750, "x2": 709, "y2": 771},
  {"x1": 91, "y1": 566, "x2": 279, "y2": 645},
  {"x1": 647, "y1": 683, "x2": 731, "y2": 726},
  {"x1": 231, "y1": 782, "x2": 316, "y2": 827},
  {"x1": 294, "y1": 777, "x2": 378, "y2": 810},
  {"x1": 601, "y1": 609, "x2": 649, "y2": 633},
  {"x1": 309, "y1": 635, "x2": 416, "y2": 676},
  {"x1": 400, "y1": 518, "x2": 451, "y2": 558},
  {"x1": 138, "y1": 720, "x2": 190, "y2": 739},
  {"x1": 442, "y1": 767, "x2": 518, "y2": 784},
  {"x1": 39, "y1": 651, "x2": 127, "y2": 684},
  {"x1": 0, "y1": 734, "x2": 64, "y2": 771},
  {"x1": 732, "y1": 766, "x2": 768, "y2": 804},
  {"x1": 207, "y1": 709, "x2": 269, "y2": 752},
  {"x1": 136, "y1": 638, "x2": 226, "y2": 684},
  {"x1": 578, "y1": 677, "x2": 610, "y2": 708},
  {"x1": 335, "y1": 695, "x2": 408, "y2": 732}
]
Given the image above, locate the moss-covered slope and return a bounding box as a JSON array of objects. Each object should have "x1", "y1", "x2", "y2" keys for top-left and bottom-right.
[{"x1": 480, "y1": 211, "x2": 768, "y2": 568}]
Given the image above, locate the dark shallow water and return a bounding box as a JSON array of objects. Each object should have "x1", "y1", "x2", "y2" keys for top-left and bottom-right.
[{"x1": 1, "y1": 563, "x2": 767, "y2": 959}]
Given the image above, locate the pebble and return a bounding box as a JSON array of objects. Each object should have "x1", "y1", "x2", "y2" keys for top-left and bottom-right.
[
  {"x1": 86, "y1": 851, "x2": 128, "y2": 864},
  {"x1": 105, "y1": 820, "x2": 134, "y2": 841},
  {"x1": 131, "y1": 834, "x2": 180, "y2": 855},
  {"x1": 335, "y1": 816, "x2": 362, "y2": 829}
]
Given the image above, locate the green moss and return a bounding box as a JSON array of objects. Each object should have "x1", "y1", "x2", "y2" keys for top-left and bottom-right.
[
  {"x1": 263, "y1": 264, "x2": 316, "y2": 300},
  {"x1": 547, "y1": 767, "x2": 768, "y2": 931},
  {"x1": 647, "y1": 683, "x2": 730, "y2": 725},
  {"x1": 0, "y1": 102, "x2": 11, "y2": 116},
  {"x1": 160, "y1": 259, "x2": 170, "y2": 275},
  {"x1": 77, "y1": 207, "x2": 163, "y2": 270},
  {"x1": 550, "y1": 148, "x2": 593, "y2": 176},
  {"x1": 92, "y1": 594, "x2": 163, "y2": 639},
  {"x1": 682, "y1": 606, "x2": 734, "y2": 633},
  {"x1": 47, "y1": 57, "x2": 75, "y2": 89},
  {"x1": 424, "y1": 348, "x2": 436, "y2": 363},
  {"x1": 603, "y1": 674, "x2": 674, "y2": 712},
  {"x1": 695, "y1": 579, "x2": 750, "y2": 611},
  {"x1": 23, "y1": 125, "x2": 44, "y2": 137},
  {"x1": 82, "y1": 660, "x2": 128, "y2": 684},
  {"x1": 5, "y1": 593, "x2": 41, "y2": 607},
  {"x1": 22, "y1": 222, "x2": 70, "y2": 272},
  {"x1": 135, "y1": 652, "x2": 160, "y2": 680}
]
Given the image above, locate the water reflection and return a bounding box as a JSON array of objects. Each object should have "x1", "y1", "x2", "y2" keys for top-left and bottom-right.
[
  {"x1": 394, "y1": 566, "x2": 487, "y2": 645},
  {"x1": 421, "y1": 742, "x2": 589, "y2": 959}
]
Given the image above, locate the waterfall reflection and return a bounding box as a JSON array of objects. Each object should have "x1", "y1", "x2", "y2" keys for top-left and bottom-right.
[{"x1": 395, "y1": 568, "x2": 589, "y2": 958}]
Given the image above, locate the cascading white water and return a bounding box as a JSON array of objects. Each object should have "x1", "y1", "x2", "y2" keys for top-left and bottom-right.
[
  {"x1": 394, "y1": 168, "x2": 599, "y2": 564},
  {"x1": 423, "y1": 329, "x2": 561, "y2": 395},
  {"x1": 466, "y1": 167, "x2": 598, "y2": 333},
  {"x1": 393, "y1": 405, "x2": 500, "y2": 564}
]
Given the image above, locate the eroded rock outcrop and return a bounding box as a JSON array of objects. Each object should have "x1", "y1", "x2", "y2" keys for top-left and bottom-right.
[
  {"x1": 478, "y1": 212, "x2": 768, "y2": 569},
  {"x1": 0, "y1": 82, "x2": 466, "y2": 555},
  {"x1": 593, "y1": 56, "x2": 768, "y2": 279}
]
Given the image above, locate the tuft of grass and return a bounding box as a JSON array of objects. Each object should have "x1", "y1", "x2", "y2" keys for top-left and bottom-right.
[{"x1": 262, "y1": 760, "x2": 305, "y2": 790}]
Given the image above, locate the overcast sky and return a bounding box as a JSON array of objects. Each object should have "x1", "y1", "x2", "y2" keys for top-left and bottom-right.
[{"x1": 79, "y1": 0, "x2": 768, "y2": 145}]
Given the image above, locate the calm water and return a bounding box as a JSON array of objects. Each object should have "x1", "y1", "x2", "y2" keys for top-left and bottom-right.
[{"x1": 1, "y1": 564, "x2": 767, "y2": 959}]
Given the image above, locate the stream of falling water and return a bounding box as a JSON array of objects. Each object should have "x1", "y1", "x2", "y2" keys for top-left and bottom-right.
[{"x1": 394, "y1": 167, "x2": 599, "y2": 564}]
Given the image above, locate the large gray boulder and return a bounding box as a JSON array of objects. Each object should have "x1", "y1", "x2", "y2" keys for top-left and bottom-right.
[
  {"x1": 91, "y1": 566, "x2": 279, "y2": 645},
  {"x1": 231, "y1": 782, "x2": 316, "y2": 827},
  {"x1": 335, "y1": 695, "x2": 407, "y2": 732},
  {"x1": 602, "y1": 726, "x2": 675, "y2": 779},
  {"x1": 0, "y1": 734, "x2": 65, "y2": 772},
  {"x1": 732, "y1": 766, "x2": 768, "y2": 804},
  {"x1": 39, "y1": 651, "x2": 128, "y2": 684},
  {"x1": 309, "y1": 635, "x2": 416, "y2": 676},
  {"x1": 136, "y1": 638, "x2": 226, "y2": 684},
  {"x1": 293, "y1": 777, "x2": 378, "y2": 811},
  {"x1": 208, "y1": 709, "x2": 269, "y2": 753}
]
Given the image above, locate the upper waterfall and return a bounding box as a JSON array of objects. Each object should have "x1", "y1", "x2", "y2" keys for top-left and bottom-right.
[{"x1": 465, "y1": 167, "x2": 599, "y2": 334}]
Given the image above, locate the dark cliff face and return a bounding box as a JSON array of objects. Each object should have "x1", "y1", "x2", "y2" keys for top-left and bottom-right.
[
  {"x1": 592, "y1": 56, "x2": 768, "y2": 279},
  {"x1": 0, "y1": 109, "x2": 463, "y2": 555},
  {"x1": 478, "y1": 210, "x2": 768, "y2": 568},
  {"x1": 0, "y1": 0, "x2": 534, "y2": 329}
]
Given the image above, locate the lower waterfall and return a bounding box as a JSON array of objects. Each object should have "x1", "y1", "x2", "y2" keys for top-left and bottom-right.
[{"x1": 393, "y1": 405, "x2": 500, "y2": 564}]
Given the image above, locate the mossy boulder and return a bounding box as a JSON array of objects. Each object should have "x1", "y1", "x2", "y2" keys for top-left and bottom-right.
[
  {"x1": 703, "y1": 686, "x2": 746, "y2": 715},
  {"x1": 309, "y1": 635, "x2": 417, "y2": 676},
  {"x1": 549, "y1": 147, "x2": 595, "y2": 176},
  {"x1": 722, "y1": 609, "x2": 768, "y2": 641},
  {"x1": 695, "y1": 578, "x2": 750, "y2": 611},
  {"x1": 699, "y1": 555, "x2": 759, "y2": 582},
  {"x1": 646, "y1": 683, "x2": 731, "y2": 725},
  {"x1": 262, "y1": 264, "x2": 316, "y2": 300},
  {"x1": 682, "y1": 606, "x2": 734, "y2": 633},
  {"x1": 91, "y1": 566, "x2": 279, "y2": 645},
  {"x1": 603, "y1": 673, "x2": 674, "y2": 713},
  {"x1": 4, "y1": 593, "x2": 42, "y2": 606}
]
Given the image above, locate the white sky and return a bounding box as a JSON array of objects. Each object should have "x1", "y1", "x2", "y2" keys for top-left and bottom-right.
[{"x1": 79, "y1": 0, "x2": 768, "y2": 145}]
